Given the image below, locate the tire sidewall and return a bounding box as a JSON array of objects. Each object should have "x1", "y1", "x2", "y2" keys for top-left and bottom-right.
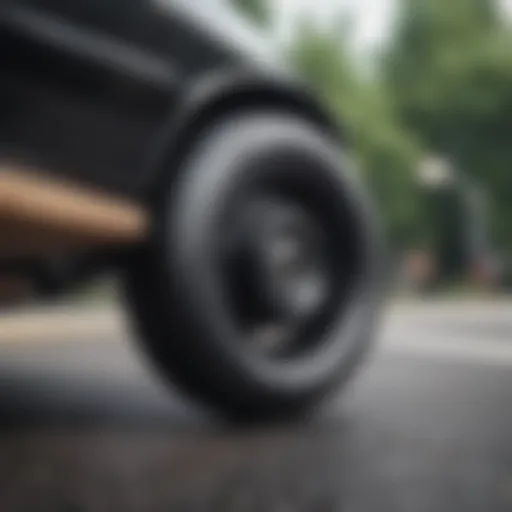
[{"x1": 153, "y1": 111, "x2": 385, "y2": 403}]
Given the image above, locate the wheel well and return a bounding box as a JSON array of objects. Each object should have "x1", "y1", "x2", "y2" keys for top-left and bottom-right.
[
  {"x1": 145, "y1": 85, "x2": 342, "y2": 203},
  {"x1": 187, "y1": 88, "x2": 339, "y2": 139}
]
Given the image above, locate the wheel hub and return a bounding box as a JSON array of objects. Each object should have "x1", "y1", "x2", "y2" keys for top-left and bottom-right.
[
  {"x1": 259, "y1": 204, "x2": 331, "y2": 320},
  {"x1": 224, "y1": 195, "x2": 334, "y2": 353}
]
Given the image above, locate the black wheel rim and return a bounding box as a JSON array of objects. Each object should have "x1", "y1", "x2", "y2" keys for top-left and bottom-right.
[{"x1": 219, "y1": 189, "x2": 358, "y2": 359}]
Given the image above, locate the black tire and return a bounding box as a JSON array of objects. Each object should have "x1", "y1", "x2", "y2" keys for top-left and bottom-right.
[{"x1": 124, "y1": 110, "x2": 384, "y2": 422}]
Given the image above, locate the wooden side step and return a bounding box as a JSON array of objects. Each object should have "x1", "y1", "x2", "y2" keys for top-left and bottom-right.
[{"x1": 0, "y1": 164, "x2": 149, "y2": 256}]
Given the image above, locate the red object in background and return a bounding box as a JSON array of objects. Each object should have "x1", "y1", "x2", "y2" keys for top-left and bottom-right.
[
  {"x1": 469, "y1": 255, "x2": 502, "y2": 288},
  {"x1": 403, "y1": 250, "x2": 438, "y2": 289}
]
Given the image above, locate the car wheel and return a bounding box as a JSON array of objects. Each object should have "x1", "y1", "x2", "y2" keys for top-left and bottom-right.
[{"x1": 124, "y1": 110, "x2": 384, "y2": 422}]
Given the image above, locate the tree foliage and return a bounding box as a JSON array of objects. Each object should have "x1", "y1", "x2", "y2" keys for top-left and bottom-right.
[
  {"x1": 230, "y1": 0, "x2": 270, "y2": 27},
  {"x1": 386, "y1": 0, "x2": 512, "y2": 251},
  {"x1": 289, "y1": 26, "x2": 424, "y2": 248}
]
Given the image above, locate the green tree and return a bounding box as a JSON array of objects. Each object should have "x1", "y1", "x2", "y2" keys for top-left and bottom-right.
[
  {"x1": 289, "y1": 25, "x2": 424, "y2": 248},
  {"x1": 386, "y1": 0, "x2": 512, "y2": 253}
]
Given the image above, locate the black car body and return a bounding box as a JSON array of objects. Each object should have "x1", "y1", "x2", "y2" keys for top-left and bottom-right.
[{"x1": 1, "y1": 0, "x2": 331, "y2": 197}]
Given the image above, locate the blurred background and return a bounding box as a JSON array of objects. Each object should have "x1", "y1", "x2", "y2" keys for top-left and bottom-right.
[{"x1": 231, "y1": 0, "x2": 512, "y2": 296}]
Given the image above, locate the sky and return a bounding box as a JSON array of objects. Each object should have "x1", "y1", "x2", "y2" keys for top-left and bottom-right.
[
  {"x1": 273, "y1": 0, "x2": 512, "y2": 55},
  {"x1": 273, "y1": 0, "x2": 399, "y2": 54}
]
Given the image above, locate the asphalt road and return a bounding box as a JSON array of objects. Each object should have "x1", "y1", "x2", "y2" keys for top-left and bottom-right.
[{"x1": 0, "y1": 299, "x2": 511, "y2": 511}]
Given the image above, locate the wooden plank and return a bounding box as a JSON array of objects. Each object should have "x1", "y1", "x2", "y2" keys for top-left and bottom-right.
[{"x1": 0, "y1": 163, "x2": 149, "y2": 256}]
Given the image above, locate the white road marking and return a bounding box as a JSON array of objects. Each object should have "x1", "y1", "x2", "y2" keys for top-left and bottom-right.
[{"x1": 381, "y1": 335, "x2": 512, "y2": 367}]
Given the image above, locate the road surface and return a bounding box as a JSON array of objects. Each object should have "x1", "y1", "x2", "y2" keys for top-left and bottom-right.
[{"x1": 0, "y1": 299, "x2": 511, "y2": 511}]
